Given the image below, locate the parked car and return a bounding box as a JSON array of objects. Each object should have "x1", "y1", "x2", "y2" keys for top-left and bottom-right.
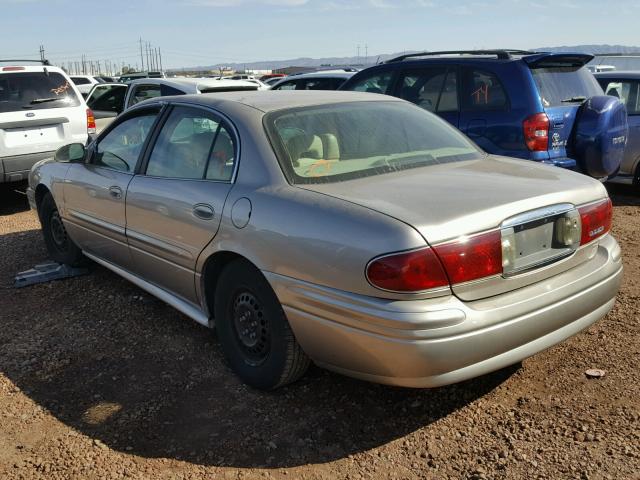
[
  {"x1": 595, "y1": 71, "x2": 640, "y2": 185},
  {"x1": 341, "y1": 50, "x2": 628, "y2": 179},
  {"x1": 86, "y1": 78, "x2": 258, "y2": 132},
  {"x1": 270, "y1": 71, "x2": 355, "y2": 91},
  {"x1": 118, "y1": 71, "x2": 165, "y2": 83},
  {"x1": 28, "y1": 91, "x2": 621, "y2": 390},
  {"x1": 0, "y1": 60, "x2": 93, "y2": 183},
  {"x1": 69, "y1": 75, "x2": 103, "y2": 96},
  {"x1": 96, "y1": 76, "x2": 117, "y2": 83}
]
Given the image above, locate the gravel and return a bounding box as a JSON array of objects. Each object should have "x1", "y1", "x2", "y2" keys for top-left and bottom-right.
[{"x1": 0, "y1": 182, "x2": 639, "y2": 479}]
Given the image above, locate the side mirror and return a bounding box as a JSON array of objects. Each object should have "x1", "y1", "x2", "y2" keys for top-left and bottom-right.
[{"x1": 54, "y1": 143, "x2": 86, "y2": 163}]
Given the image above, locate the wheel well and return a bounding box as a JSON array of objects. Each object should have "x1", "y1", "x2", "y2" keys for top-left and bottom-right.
[
  {"x1": 34, "y1": 184, "x2": 50, "y2": 211},
  {"x1": 202, "y1": 251, "x2": 250, "y2": 320}
]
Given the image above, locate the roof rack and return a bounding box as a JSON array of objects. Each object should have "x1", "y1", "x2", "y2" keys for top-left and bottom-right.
[
  {"x1": 0, "y1": 59, "x2": 51, "y2": 66},
  {"x1": 386, "y1": 50, "x2": 537, "y2": 63}
]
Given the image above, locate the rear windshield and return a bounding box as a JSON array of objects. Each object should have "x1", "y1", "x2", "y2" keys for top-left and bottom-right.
[
  {"x1": 265, "y1": 101, "x2": 481, "y2": 185},
  {"x1": 531, "y1": 66, "x2": 603, "y2": 107},
  {"x1": 0, "y1": 71, "x2": 81, "y2": 113}
]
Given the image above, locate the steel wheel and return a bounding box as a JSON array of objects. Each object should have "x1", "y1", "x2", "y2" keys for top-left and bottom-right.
[
  {"x1": 49, "y1": 210, "x2": 69, "y2": 252},
  {"x1": 231, "y1": 290, "x2": 270, "y2": 365}
]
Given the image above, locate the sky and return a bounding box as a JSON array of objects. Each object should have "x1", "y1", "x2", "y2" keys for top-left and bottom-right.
[{"x1": 2, "y1": 0, "x2": 639, "y2": 70}]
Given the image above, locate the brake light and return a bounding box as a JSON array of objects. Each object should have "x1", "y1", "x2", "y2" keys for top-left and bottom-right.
[
  {"x1": 432, "y1": 230, "x2": 503, "y2": 284},
  {"x1": 579, "y1": 198, "x2": 612, "y2": 245},
  {"x1": 366, "y1": 247, "x2": 449, "y2": 292},
  {"x1": 86, "y1": 108, "x2": 96, "y2": 134},
  {"x1": 2, "y1": 66, "x2": 25, "y2": 71},
  {"x1": 523, "y1": 113, "x2": 550, "y2": 151}
]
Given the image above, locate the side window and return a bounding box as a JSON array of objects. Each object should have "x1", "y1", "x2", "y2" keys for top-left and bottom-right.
[
  {"x1": 462, "y1": 69, "x2": 508, "y2": 111},
  {"x1": 160, "y1": 84, "x2": 186, "y2": 96},
  {"x1": 301, "y1": 78, "x2": 343, "y2": 90},
  {"x1": 129, "y1": 84, "x2": 161, "y2": 107},
  {"x1": 94, "y1": 112, "x2": 158, "y2": 172},
  {"x1": 346, "y1": 71, "x2": 393, "y2": 94},
  {"x1": 437, "y1": 70, "x2": 458, "y2": 112},
  {"x1": 273, "y1": 80, "x2": 297, "y2": 90},
  {"x1": 88, "y1": 86, "x2": 127, "y2": 113},
  {"x1": 602, "y1": 80, "x2": 640, "y2": 114},
  {"x1": 397, "y1": 68, "x2": 448, "y2": 112},
  {"x1": 146, "y1": 106, "x2": 236, "y2": 181}
]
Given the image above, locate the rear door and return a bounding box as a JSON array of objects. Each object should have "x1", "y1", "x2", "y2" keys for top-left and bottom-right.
[
  {"x1": 526, "y1": 55, "x2": 603, "y2": 164},
  {"x1": 63, "y1": 106, "x2": 161, "y2": 267},
  {"x1": 86, "y1": 84, "x2": 128, "y2": 133},
  {"x1": 0, "y1": 70, "x2": 87, "y2": 177},
  {"x1": 125, "y1": 104, "x2": 237, "y2": 303}
]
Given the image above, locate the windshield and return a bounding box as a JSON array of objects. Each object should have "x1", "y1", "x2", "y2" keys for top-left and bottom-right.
[
  {"x1": 265, "y1": 101, "x2": 481, "y2": 185},
  {"x1": 0, "y1": 71, "x2": 81, "y2": 113},
  {"x1": 531, "y1": 66, "x2": 603, "y2": 107}
]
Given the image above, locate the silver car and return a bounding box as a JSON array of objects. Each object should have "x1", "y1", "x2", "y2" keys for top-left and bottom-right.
[{"x1": 27, "y1": 91, "x2": 622, "y2": 390}]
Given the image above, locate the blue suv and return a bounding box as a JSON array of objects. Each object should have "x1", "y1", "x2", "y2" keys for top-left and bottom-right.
[{"x1": 341, "y1": 50, "x2": 628, "y2": 179}]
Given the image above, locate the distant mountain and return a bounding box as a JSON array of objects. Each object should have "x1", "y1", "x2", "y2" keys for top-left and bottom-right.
[{"x1": 170, "y1": 44, "x2": 640, "y2": 73}]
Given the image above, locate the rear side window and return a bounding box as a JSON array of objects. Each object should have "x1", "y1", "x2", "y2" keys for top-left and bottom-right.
[
  {"x1": 461, "y1": 69, "x2": 508, "y2": 111},
  {"x1": 599, "y1": 79, "x2": 640, "y2": 115},
  {"x1": 531, "y1": 66, "x2": 603, "y2": 107},
  {"x1": 87, "y1": 85, "x2": 127, "y2": 112},
  {"x1": 160, "y1": 84, "x2": 186, "y2": 96},
  {"x1": 346, "y1": 71, "x2": 393, "y2": 94},
  {"x1": 71, "y1": 77, "x2": 91, "y2": 85},
  {"x1": 0, "y1": 72, "x2": 81, "y2": 113},
  {"x1": 146, "y1": 106, "x2": 236, "y2": 181}
]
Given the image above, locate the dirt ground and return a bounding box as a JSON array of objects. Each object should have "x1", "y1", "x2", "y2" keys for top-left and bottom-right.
[{"x1": 0, "y1": 182, "x2": 638, "y2": 480}]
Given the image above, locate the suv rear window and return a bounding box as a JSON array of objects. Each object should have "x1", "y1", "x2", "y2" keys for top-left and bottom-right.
[
  {"x1": 531, "y1": 66, "x2": 603, "y2": 107},
  {"x1": 0, "y1": 72, "x2": 81, "y2": 113}
]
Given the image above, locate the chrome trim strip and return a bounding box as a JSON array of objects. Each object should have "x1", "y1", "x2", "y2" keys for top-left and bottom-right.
[
  {"x1": 68, "y1": 209, "x2": 126, "y2": 236},
  {"x1": 126, "y1": 228, "x2": 193, "y2": 259},
  {"x1": 501, "y1": 203, "x2": 575, "y2": 228},
  {"x1": 83, "y1": 251, "x2": 211, "y2": 328}
]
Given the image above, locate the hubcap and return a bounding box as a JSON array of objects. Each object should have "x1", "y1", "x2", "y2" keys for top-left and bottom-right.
[
  {"x1": 50, "y1": 210, "x2": 69, "y2": 251},
  {"x1": 232, "y1": 291, "x2": 269, "y2": 363}
]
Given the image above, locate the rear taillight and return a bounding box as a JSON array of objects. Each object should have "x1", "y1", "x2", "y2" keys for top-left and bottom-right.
[
  {"x1": 366, "y1": 247, "x2": 449, "y2": 292},
  {"x1": 432, "y1": 230, "x2": 503, "y2": 284},
  {"x1": 579, "y1": 198, "x2": 612, "y2": 245},
  {"x1": 523, "y1": 113, "x2": 550, "y2": 151},
  {"x1": 2, "y1": 66, "x2": 25, "y2": 71},
  {"x1": 367, "y1": 230, "x2": 503, "y2": 293},
  {"x1": 86, "y1": 108, "x2": 96, "y2": 134}
]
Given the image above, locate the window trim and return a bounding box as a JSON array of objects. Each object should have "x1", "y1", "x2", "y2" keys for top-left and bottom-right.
[
  {"x1": 137, "y1": 102, "x2": 242, "y2": 184},
  {"x1": 460, "y1": 67, "x2": 511, "y2": 112},
  {"x1": 88, "y1": 104, "x2": 166, "y2": 174}
]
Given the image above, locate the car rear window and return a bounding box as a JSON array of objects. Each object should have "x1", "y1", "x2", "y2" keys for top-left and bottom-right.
[
  {"x1": 0, "y1": 71, "x2": 81, "y2": 113},
  {"x1": 265, "y1": 101, "x2": 481, "y2": 185},
  {"x1": 531, "y1": 66, "x2": 603, "y2": 107}
]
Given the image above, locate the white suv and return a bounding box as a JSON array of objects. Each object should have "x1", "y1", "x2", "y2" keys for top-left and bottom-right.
[{"x1": 0, "y1": 61, "x2": 93, "y2": 183}]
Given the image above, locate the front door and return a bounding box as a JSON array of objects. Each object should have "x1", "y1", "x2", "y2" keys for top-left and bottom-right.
[
  {"x1": 125, "y1": 105, "x2": 237, "y2": 303},
  {"x1": 63, "y1": 107, "x2": 160, "y2": 267}
]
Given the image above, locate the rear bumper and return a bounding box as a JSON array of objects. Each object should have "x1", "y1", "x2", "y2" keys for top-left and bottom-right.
[
  {"x1": 0, "y1": 151, "x2": 55, "y2": 183},
  {"x1": 266, "y1": 234, "x2": 622, "y2": 388}
]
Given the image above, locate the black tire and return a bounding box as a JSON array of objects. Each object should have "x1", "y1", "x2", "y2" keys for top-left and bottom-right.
[
  {"x1": 214, "y1": 259, "x2": 310, "y2": 390},
  {"x1": 39, "y1": 192, "x2": 84, "y2": 266}
]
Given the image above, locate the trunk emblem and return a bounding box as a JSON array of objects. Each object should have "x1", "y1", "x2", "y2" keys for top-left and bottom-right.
[{"x1": 25, "y1": 113, "x2": 35, "y2": 117}]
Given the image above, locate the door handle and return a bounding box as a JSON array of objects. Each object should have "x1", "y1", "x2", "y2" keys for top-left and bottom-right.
[
  {"x1": 108, "y1": 186, "x2": 123, "y2": 199},
  {"x1": 193, "y1": 203, "x2": 215, "y2": 220}
]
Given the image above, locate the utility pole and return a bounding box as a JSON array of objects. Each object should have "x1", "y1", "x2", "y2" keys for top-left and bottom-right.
[
  {"x1": 155, "y1": 48, "x2": 160, "y2": 72},
  {"x1": 159, "y1": 47, "x2": 163, "y2": 72},
  {"x1": 39, "y1": 45, "x2": 45, "y2": 62},
  {"x1": 145, "y1": 43, "x2": 150, "y2": 71},
  {"x1": 139, "y1": 37, "x2": 145, "y2": 71},
  {"x1": 365, "y1": 44, "x2": 368, "y2": 65},
  {"x1": 357, "y1": 44, "x2": 360, "y2": 64}
]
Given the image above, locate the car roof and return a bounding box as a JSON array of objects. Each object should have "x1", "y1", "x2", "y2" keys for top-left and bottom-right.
[
  {"x1": 128, "y1": 77, "x2": 257, "y2": 92},
  {"x1": 593, "y1": 71, "x2": 640, "y2": 79},
  {"x1": 281, "y1": 71, "x2": 355, "y2": 80},
  {"x1": 145, "y1": 90, "x2": 402, "y2": 113}
]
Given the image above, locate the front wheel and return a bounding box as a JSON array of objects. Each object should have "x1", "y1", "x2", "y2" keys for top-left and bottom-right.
[
  {"x1": 214, "y1": 259, "x2": 310, "y2": 390},
  {"x1": 38, "y1": 192, "x2": 84, "y2": 266}
]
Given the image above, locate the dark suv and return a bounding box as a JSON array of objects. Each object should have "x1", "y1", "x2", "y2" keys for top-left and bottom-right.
[{"x1": 341, "y1": 50, "x2": 628, "y2": 178}]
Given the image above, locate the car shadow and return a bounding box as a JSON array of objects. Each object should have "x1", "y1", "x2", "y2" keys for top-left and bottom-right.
[
  {"x1": 607, "y1": 183, "x2": 640, "y2": 207},
  {"x1": 0, "y1": 182, "x2": 31, "y2": 216},
  {"x1": 0, "y1": 229, "x2": 519, "y2": 469}
]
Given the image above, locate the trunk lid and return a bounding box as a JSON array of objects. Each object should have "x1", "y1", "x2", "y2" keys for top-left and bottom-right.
[{"x1": 301, "y1": 155, "x2": 608, "y2": 299}]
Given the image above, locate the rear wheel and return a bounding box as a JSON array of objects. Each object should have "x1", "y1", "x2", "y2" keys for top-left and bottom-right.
[
  {"x1": 39, "y1": 192, "x2": 84, "y2": 266},
  {"x1": 214, "y1": 259, "x2": 310, "y2": 390}
]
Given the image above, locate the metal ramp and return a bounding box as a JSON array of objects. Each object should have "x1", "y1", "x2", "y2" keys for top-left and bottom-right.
[{"x1": 14, "y1": 262, "x2": 89, "y2": 288}]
